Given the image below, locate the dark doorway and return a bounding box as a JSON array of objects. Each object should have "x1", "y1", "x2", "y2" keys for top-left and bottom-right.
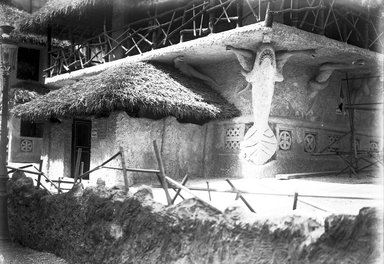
[{"x1": 71, "y1": 119, "x2": 91, "y2": 179}]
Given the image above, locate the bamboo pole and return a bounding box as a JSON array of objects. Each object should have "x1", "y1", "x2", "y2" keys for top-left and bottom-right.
[
  {"x1": 164, "y1": 175, "x2": 222, "y2": 213},
  {"x1": 101, "y1": 166, "x2": 160, "y2": 174},
  {"x1": 119, "y1": 146, "x2": 129, "y2": 192},
  {"x1": 77, "y1": 151, "x2": 121, "y2": 180},
  {"x1": 226, "y1": 179, "x2": 255, "y2": 213},
  {"x1": 153, "y1": 184, "x2": 380, "y2": 200},
  {"x1": 237, "y1": 0, "x2": 243, "y2": 27},
  {"x1": 74, "y1": 148, "x2": 82, "y2": 182},
  {"x1": 37, "y1": 160, "x2": 43, "y2": 189},
  {"x1": 171, "y1": 174, "x2": 189, "y2": 204},
  {"x1": 7, "y1": 164, "x2": 33, "y2": 174},
  {"x1": 292, "y1": 192, "x2": 298, "y2": 210},
  {"x1": 206, "y1": 181, "x2": 212, "y2": 201},
  {"x1": 153, "y1": 140, "x2": 172, "y2": 205}
]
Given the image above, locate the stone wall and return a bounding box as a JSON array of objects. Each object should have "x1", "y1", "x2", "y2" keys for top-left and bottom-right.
[{"x1": 7, "y1": 174, "x2": 383, "y2": 264}]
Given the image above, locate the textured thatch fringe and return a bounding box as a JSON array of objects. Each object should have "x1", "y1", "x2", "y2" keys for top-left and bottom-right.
[
  {"x1": 0, "y1": 3, "x2": 67, "y2": 46},
  {"x1": 12, "y1": 62, "x2": 240, "y2": 123},
  {"x1": 20, "y1": 0, "x2": 112, "y2": 33}
]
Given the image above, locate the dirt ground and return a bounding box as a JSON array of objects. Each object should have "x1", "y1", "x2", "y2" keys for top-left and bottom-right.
[{"x1": 142, "y1": 172, "x2": 383, "y2": 218}]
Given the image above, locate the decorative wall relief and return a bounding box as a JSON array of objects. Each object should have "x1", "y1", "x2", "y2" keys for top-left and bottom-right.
[
  {"x1": 278, "y1": 130, "x2": 292, "y2": 151},
  {"x1": 227, "y1": 45, "x2": 315, "y2": 165},
  {"x1": 224, "y1": 124, "x2": 245, "y2": 151},
  {"x1": 304, "y1": 133, "x2": 316, "y2": 153},
  {"x1": 328, "y1": 135, "x2": 341, "y2": 152},
  {"x1": 369, "y1": 140, "x2": 379, "y2": 152},
  {"x1": 20, "y1": 139, "x2": 33, "y2": 152}
]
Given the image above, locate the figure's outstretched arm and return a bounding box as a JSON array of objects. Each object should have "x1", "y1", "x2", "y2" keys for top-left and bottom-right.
[
  {"x1": 275, "y1": 49, "x2": 316, "y2": 82},
  {"x1": 226, "y1": 45, "x2": 255, "y2": 72},
  {"x1": 174, "y1": 56, "x2": 219, "y2": 86}
]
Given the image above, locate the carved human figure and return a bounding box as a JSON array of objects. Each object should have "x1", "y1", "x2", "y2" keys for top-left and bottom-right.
[
  {"x1": 227, "y1": 45, "x2": 316, "y2": 165},
  {"x1": 173, "y1": 56, "x2": 219, "y2": 86},
  {"x1": 306, "y1": 61, "x2": 367, "y2": 116}
]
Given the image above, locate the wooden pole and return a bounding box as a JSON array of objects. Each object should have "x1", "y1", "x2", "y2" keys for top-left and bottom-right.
[
  {"x1": 236, "y1": 0, "x2": 243, "y2": 27},
  {"x1": 171, "y1": 174, "x2": 189, "y2": 204},
  {"x1": 47, "y1": 25, "x2": 52, "y2": 77},
  {"x1": 209, "y1": 0, "x2": 216, "y2": 33},
  {"x1": 264, "y1": 0, "x2": 274, "y2": 27},
  {"x1": 226, "y1": 179, "x2": 255, "y2": 213},
  {"x1": 345, "y1": 74, "x2": 357, "y2": 177},
  {"x1": 77, "y1": 151, "x2": 121, "y2": 180},
  {"x1": 164, "y1": 175, "x2": 222, "y2": 213},
  {"x1": 79, "y1": 162, "x2": 84, "y2": 181},
  {"x1": 206, "y1": 181, "x2": 212, "y2": 201},
  {"x1": 74, "y1": 148, "x2": 82, "y2": 182},
  {"x1": 37, "y1": 159, "x2": 43, "y2": 189},
  {"x1": 119, "y1": 146, "x2": 130, "y2": 193},
  {"x1": 153, "y1": 140, "x2": 172, "y2": 205},
  {"x1": 292, "y1": 192, "x2": 298, "y2": 210}
]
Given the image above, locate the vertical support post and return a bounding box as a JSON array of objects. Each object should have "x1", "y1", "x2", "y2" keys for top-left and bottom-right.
[
  {"x1": 151, "y1": 4, "x2": 158, "y2": 50},
  {"x1": 208, "y1": 0, "x2": 216, "y2": 34},
  {"x1": 180, "y1": 8, "x2": 187, "y2": 43},
  {"x1": 317, "y1": 2, "x2": 325, "y2": 35},
  {"x1": 47, "y1": 25, "x2": 52, "y2": 77},
  {"x1": 291, "y1": 0, "x2": 298, "y2": 27},
  {"x1": 0, "y1": 69, "x2": 10, "y2": 240},
  {"x1": 74, "y1": 148, "x2": 82, "y2": 182},
  {"x1": 58, "y1": 177, "x2": 61, "y2": 193},
  {"x1": 363, "y1": 13, "x2": 370, "y2": 49},
  {"x1": 153, "y1": 140, "x2": 172, "y2": 205},
  {"x1": 264, "y1": 0, "x2": 274, "y2": 27},
  {"x1": 292, "y1": 192, "x2": 298, "y2": 210},
  {"x1": 79, "y1": 162, "x2": 84, "y2": 181},
  {"x1": 345, "y1": 74, "x2": 357, "y2": 177},
  {"x1": 236, "y1": 0, "x2": 243, "y2": 27},
  {"x1": 37, "y1": 159, "x2": 43, "y2": 189},
  {"x1": 206, "y1": 181, "x2": 212, "y2": 201},
  {"x1": 119, "y1": 146, "x2": 129, "y2": 193}
]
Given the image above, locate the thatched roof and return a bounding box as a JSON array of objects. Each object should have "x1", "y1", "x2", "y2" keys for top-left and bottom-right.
[
  {"x1": 0, "y1": 80, "x2": 51, "y2": 110},
  {"x1": 12, "y1": 62, "x2": 240, "y2": 124},
  {"x1": 10, "y1": 81, "x2": 51, "y2": 105},
  {"x1": 20, "y1": 0, "x2": 113, "y2": 37},
  {"x1": 0, "y1": 2, "x2": 66, "y2": 46}
]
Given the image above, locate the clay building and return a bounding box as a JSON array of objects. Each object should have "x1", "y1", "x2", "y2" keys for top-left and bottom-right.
[{"x1": 6, "y1": 0, "x2": 383, "y2": 187}]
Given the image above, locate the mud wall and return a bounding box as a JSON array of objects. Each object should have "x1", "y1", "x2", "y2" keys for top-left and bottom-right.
[
  {"x1": 7, "y1": 174, "x2": 382, "y2": 264},
  {"x1": 90, "y1": 112, "x2": 207, "y2": 186}
]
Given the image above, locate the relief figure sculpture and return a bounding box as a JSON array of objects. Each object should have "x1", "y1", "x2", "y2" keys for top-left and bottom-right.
[{"x1": 227, "y1": 45, "x2": 316, "y2": 165}]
